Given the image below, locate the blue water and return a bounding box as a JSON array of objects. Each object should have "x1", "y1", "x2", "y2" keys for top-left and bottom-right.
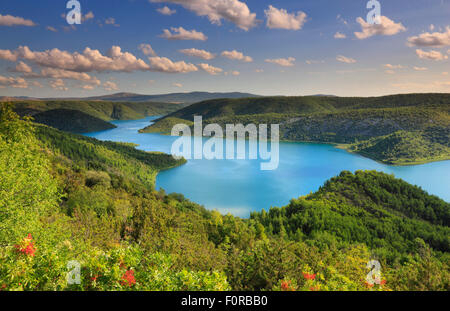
[{"x1": 85, "y1": 117, "x2": 450, "y2": 217}]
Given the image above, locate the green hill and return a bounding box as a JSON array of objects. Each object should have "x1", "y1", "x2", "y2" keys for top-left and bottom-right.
[
  {"x1": 141, "y1": 94, "x2": 450, "y2": 165},
  {"x1": 32, "y1": 109, "x2": 117, "y2": 133},
  {"x1": 1, "y1": 104, "x2": 448, "y2": 291},
  {"x1": 10, "y1": 100, "x2": 183, "y2": 121}
]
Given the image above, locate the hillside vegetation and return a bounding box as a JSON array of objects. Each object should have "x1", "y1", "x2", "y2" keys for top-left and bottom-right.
[
  {"x1": 1, "y1": 104, "x2": 448, "y2": 291},
  {"x1": 141, "y1": 94, "x2": 450, "y2": 165},
  {"x1": 32, "y1": 109, "x2": 117, "y2": 133},
  {"x1": 9, "y1": 100, "x2": 182, "y2": 121}
]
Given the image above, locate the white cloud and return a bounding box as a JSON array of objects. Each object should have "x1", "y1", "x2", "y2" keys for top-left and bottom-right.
[
  {"x1": 255, "y1": 69, "x2": 263, "y2": 73},
  {"x1": 37, "y1": 68, "x2": 101, "y2": 85},
  {"x1": 407, "y1": 27, "x2": 450, "y2": 47},
  {"x1": 415, "y1": 49, "x2": 448, "y2": 61},
  {"x1": 336, "y1": 55, "x2": 356, "y2": 64},
  {"x1": 224, "y1": 70, "x2": 240, "y2": 76},
  {"x1": 81, "y1": 84, "x2": 95, "y2": 90},
  {"x1": 0, "y1": 75, "x2": 28, "y2": 88},
  {"x1": 179, "y1": 48, "x2": 215, "y2": 60},
  {"x1": 150, "y1": 0, "x2": 257, "y2": 31},
  {"x1": 105, "y1": 17, "x2": 119, "y2": 27},
  {"x1": 138, "y1": 44, "x2": 157, "y2": 56},
  {"x1": 334, "y1": 32, "x2": 346, "y2": 39},
  {"x1": 103, "y1": 81, "x2": 118, "y2": 91},
  {"x1": 384, "y1": 64, "x2": 405, "y2": 69},
  {"x1": 0, "y1": 14, "x2": 36, "y2": 26},
  {"x1": 148, "y1": 56, "x2": 198, "y2": 73},
  {"x1": 305, "y1": 60, "x2": 325, "y2": 65},
  {"x1": 265, "y1": 57, "x2": 295, "y2": 67},
  {"x1": 160, "y1": 27, "x2": 207, "y2": 40},
  {"x1": 221, "y1": 50, "x2": 252, "y2": 62},
  {"x1": 0, "y1": 46, "x2": 151, "y2": 73},
  {"x1": 264, "y1": 5, "x2": 307, "y2": 30},
  {"x1": 354, "y1": 16, "x2": 406, "y2": 39},
  {"x1": 49, "y1": 79, "x2": 68, "y2": 91},
  {"x1": 198, "y1": 63, "x2": 223, "y2": 75},
  {"x1": 172, "y1": 83, "x2": 183, "y2": 88},
  {"x1": 46, "y1": 26, "x2": 58, "y2": 32},
  {"x1": 82, "y1": 11, "x2": 94, "y2": 22},
  {"x1": 157, "y1": 6, "x2": 176, "y2": 15},
  {"x1": 385, "y1": 70, "x2": 396, "y2": 74},
  {"x1": 413, "y1": 66, "x2": 428, "y2": 71},
  {"x1": 12, "y1": 61, "x2": 33, "y2": 73}
]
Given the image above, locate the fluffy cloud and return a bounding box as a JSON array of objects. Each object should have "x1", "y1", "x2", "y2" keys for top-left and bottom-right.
[
  {"x1": 0, "y1": 75, "x2": 28, "y2": 88},
  {"x1": 264, "y1": 5, "x2": 307, "y2": 30},
  {"x1": 172, "y1": 83, "x2": 183, "y2": 88},
  {"x1": 265, "y1": 57, "x2": 295, "y2": 67},
  {"x1": 0, "y1": 49, "x2": 19, "y2": 62},
  {"x1": 49, "y1": 79, "x2": 68, "y2": 91},
  {"x1": 336, "y1": 55, "x2": 357, "y2": 64},
  {"x1": 105, "y1": 17, "x2": 119, "y2": 27},
  {"x1": 150, "y1": 0, "x2": 257, "y2": 31},
  {"x1": 160, "y1": 27, "x2": 207, "y2": 40},
  {"x1": 415, "y1": 49, "x2": 448, "y2": 61},
  {"x1": 37, "y1": 68, "x2": 101, "y2": 85},
  {"x1": 103, "y1": 81, "x2": 118, "y2": 91},
  {"x1": 46, "y1": 26, "x2": 58, "y2": 32},
  {"x1": 12, "y1": 61, "x2": 33, "y2": 73},
  {"x1": 179, "y1": 48, "x2": 215, "y2": 60},
  {"x1": 354, "y1": 16, "x2": 406, "y2": 39},
  {"x1": 407, "y1": 27, "x2": 450, "y2": 47},
  {"x1": 0, "y1": 46, "x2": 151, "y2": 72},
  {"x1": 413, "y1": 66, "x2": 428, "y2": 71},
  {"x1": 221, "y1": 50, "x2": 252, "y2": 62},
  {"x1": 198, "y1": 63, "x2": 223, "y2": 75},
  {"x1": 157, "y1": 6, "x2": 176, "y2": 15},
  {"x1": 384, "y1": 64, "x2": 405, "y2": 69},
  {"x1": 83, "y1": 12, "x2": 94, "y2": 22},
  {"x1": 138, "y1": 44, "x2": 157, "y2": 56},
  {"x1": 0, "y1": 14, "x2": 36, "y2": 26},
  {"x1": 148, "y1": 56, "x2": 198, "y2": 73},
  {"x1": 334, "y1": 32, "x2": 346, "y2": 39}
]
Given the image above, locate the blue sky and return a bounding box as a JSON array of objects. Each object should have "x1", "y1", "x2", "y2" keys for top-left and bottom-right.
[{"x1": 0, "y1": 0, "x2": 449, "y2": 97}]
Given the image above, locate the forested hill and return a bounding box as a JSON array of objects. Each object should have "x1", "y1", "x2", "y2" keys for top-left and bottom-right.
[
  {"x1": 9, "y1": 100, "x2": 183, "y2": 121},
  {"x1": 1, "y1": 104, "x2": 449, "y2": 291},
  {"x1": 32, "y1": 109, "x2": 117, "y2": 133},
  {"x1": 141, "y1": 93, "x2": 450, "y2": 165}
]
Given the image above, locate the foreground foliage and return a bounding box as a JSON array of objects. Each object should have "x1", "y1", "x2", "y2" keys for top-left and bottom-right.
[{"x1": 0, "y1": 104, "x2": 448, "y2": 291}]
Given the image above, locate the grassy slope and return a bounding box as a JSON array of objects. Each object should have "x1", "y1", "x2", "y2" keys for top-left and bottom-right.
[{"x1": 141, "y1": 94, "x2": 450, "y2": 165}]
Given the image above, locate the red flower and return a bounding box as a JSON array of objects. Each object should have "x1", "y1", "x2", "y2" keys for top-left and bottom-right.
[
  {"x1": 364, "y1": 281, "x2": 374, "y2": 288},
  {"x1": 0, "y1": 284, "x2": 6, "y2": 291},
  {"x1": 121, "y1": 269, "x2": 136, "y2": 287},
  {"x1": 380, "y1": 279, "x2": 386, "y2": 286},
  {"x1": 281, "y1": 280, "x2": 291, "y2": 291},
  {"x1": 303, "y1": 272, "x2": 316, "y2": 280},
  {"x1": 15, "y1": 234, "x2": 36, "y2": 257}
]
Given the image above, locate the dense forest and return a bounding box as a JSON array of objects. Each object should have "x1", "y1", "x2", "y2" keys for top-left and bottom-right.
[
  {"x1": 1, "y1": 103, "x2": 448, "y2": 291},
  {"x1": 142, "y1": 94, "x2": 450, "y2": 165},
  {"x1": 10, "y1": 99, "x2": 183, "y2": 121}
]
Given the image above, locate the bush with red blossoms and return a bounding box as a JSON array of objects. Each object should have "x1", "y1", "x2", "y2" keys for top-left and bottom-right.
[
  {"x1": 121, "y1": 269, "x2": 136, "y2": 287},
  {"x1": 302, "y1": 272, "x2": 316, "y2": 280},
  {"x1": 14, "y1": 234, "x2": 36, "y2": 257}
]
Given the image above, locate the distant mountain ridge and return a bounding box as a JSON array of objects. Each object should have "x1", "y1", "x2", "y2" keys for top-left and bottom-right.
[{"x1": 1, "y1": 92, "x2": 260, "y2": 104}]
